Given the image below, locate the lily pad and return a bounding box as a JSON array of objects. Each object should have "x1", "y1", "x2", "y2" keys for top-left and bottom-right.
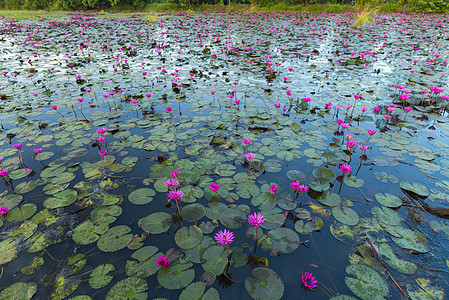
[
  {"x1": 267, "y1": 228, "x2": 299, "y2": 254},
  {"x1": 125, "y1": 246, "x2": 160, "y2": 278},
  {"x1": 406, "y1": 278, "x2": 444, "y2": 300},
  {"x1": 391, "y1": 228, "x2": 430, "y2": 253},
  {"x1": 6, "y1": 203, "x2": 37, "y2": 222},
  {"x1": 378, "y1": 243, "x2": 417, "y2": 274},
  {"x1": 332, "y1": 206, "x2": 359, "y2": 226},
  {"x1": 0, "y1": 238, "x2": 17, "y2": 265},
  {"x1": 201, "y1": 245, "x2": 228, "y2": 275},
  {"x1": 399, "y1": 181, "x2": 430, "y2": 198},
  {"x1": 371, "y1": 206, "x2": 401, "y2": 226},
  {"x1": 175, "y1": 225, "x2": 203, "y2": 249},
  {"x1": 181, "y1": 203, "x2": 206, "y2": 222},
  {"x1": 343, "y1": 175, "x2": 365, "y2": 188},
  {"x1": 128, "y1": 188, "x2": 156, "y2": 205},
  {"x1": 158, "y1": 261, "x2": 195, "y2": 290},
  {"x1": 43, "y1": 189, "x2": 78, "y2": 209},
  {"x1": 0, "y1": 282, "x2": 37, "y2": 300},
  {"x1": 89, "y1": 264, "x2": 115, "y2": 289},
  {"x1": 105, "y1": 277, "x2": 148, "y2": 300},
  {"x1": 313, "y1": 167, "x2": 336, "y2": 182},
  {"x1": 317, "y1": 193, "x2": 342, "y2": 207},
  {"x1": 345, "y1": 264, "x2": 389, "y2": 300},
  {"x1": 245, "y1": 267, "x2": 284, "y2": 300},
  {"x1": 140, "y1": 212, "x2": 172, "y2": 234},
  {"x1": 97, "y1": 225, "x2": 133, "y2": 252},
  {"x1": 330, "y1": 222, "x2": 365, "y2": 246},
  {"x1": 179, "y1": 282, "x2": 219, "y2": 300},
  {"x1": 374, "y1": 193, "x2": 402, "y2": 208}
]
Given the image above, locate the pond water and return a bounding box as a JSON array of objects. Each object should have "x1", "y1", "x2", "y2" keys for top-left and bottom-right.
[{"x1": 0, "y1": 11, "x2": 448, "y2": 300}]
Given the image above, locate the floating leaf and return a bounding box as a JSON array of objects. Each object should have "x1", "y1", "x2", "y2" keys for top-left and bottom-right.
[
  {"x1": 345, "y1": 264, "x2": 389, "y2": 300},
  {"x1": 407, "y1": 278, "x2": 444, "y2": 300},
  {"x1": 179, "y1": 282, "x2": 219, "y2": 300},
  {"x1": 202, "y1": 245, "x2": 228, "y2": 275},
  {"x1": 72, "y1": 220, "x2": 101, "y2": 245},
  {"x1": 97, "y1": 225, "x2": 133, "y2": 252},
  {"x1": 317, "y1": 193, "x2": 341, "y2": 207},
  {"x1": 374, "y1": 193, "x2": 402, "y2": 208},
  {"x1": 181, "y1": 203, "x2": 206, "y2": 222},
  {"x1": 105, "y1": 277, "x2": 148, "y2": 300},
  {"x1": 51, "y1": 276, "x2": 81, "y2": 300},
  {"x1": 126, "y1": 246, "x2": 160, "y2": 278},
  {"x1": 378, "y1": 243, "x2": 417, "y2": 274},
  {"x1": 6, "y1": 203, "x2": 37, "y2": 222},
  {"x1": 91, "y1": 205, "x2": 122, "y2": 225},
  {"x1": 140, "y1": 212, "x2": 172, "y2": 234},
  {"x1": 175, "y1": 225, "x2": 203, "y2": 249},
  {"x1": 267, "y1": 228, "x2": 299, "y2": 254},
  {"x1": 330, "y1": 222, "x2": 365, "y2": 246},
  {"x1": 343, "y1": 175, "x2": 365, "y2": 188},
  {"x1": 399, "y1": 181, "x2": 430, "y2": 198},
  {"x1": 0, "y1": 238, "x2": 17, "y2": 265},
  {"x1": 0, "y1": 282, "x2": 37, "y2": 300},
  {"x1": 332, "y1": 206, "x2": 359, "y2": 226},
  {"x1": 313, "y1": 167, "x2": 336, "y2": 182},
  {"x1": 219, "y1": 207, "x2": 246, "y2": 229},
  {"x1": 372, "y1": 206, "x2": 401, "y2": 226},
  {"x1": 89, "y1": 264, "x2": 115, "y2": 289},
  {"x1": 158, "y1": 261, "x2": 195, "y2": 290},
  {"x1": 128, "y1": 188, "x2": 156, "y2": 205},
  {"x1": 391, "y1": 228, "x2": 430, "y2": 253},
  {"x1": 43, "y1": 189, "x2": 77, "y2": 209},
  {"x1": 245, "y1": 267, "x2": 284, "y2": 300}
]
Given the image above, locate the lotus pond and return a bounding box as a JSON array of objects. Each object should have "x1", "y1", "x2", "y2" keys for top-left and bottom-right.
[{"x1": 0, "y1": 10, "x2": 448, "y2": 300}]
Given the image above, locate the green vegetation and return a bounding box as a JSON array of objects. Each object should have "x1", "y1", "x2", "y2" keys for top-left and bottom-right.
[{"x1": 0, "y1": 0, "x2": 448, "y2": 14}]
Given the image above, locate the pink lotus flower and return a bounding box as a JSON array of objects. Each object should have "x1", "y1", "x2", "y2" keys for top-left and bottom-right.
[
  {"x1": 361, "y1": 106, "x2": 367, "y2": 112},
  {"x1": 302, "y1": 272, "x2": 318, "y2": 291},
  {"x1": 51, "y1": 105, "x2": 57, "y2": 110},
  {"x1": 166, "y1": 107, "x2": 173, "y2": 113},
  {"x1": 211, "y1": 91, "x2": 216, "y2": 95},
  {"x1": 268, "y1": 184, "x2": 277, "y2": 194},
  {"x1": 336, "y1": 119, "x2": 344, "y2": 125},
  {"x1": 383, "y1": 114, "x2": 392, "y2": 119},
  {"x1": 168, "y1": 189, "x2": 184, "y2": 200},
  {"x1": 298, "y1": 185, "x2": 309, "y2": 193},
  {"x1": 146, "y1": 94, "x2": 151, "y2": 98},
  {"x1": 340, "y1": 164, "x2": 352, "y2": 173},
  {"x1": 98, "y1": 150, "x2": 107, "y2": 157},
  {"x1": 214, "y1": 229, "x2": 234, "y2": 245},
  {"x1": 291, "y1": 181, "x2": 301, "y2": 190},
  {"x1": 404, "y1": 107, "x2": 412, "y2": 112},
  {"x1": 285, "y1": 90, "x2": 292, "y2": 96},
  {"x1": 77, "y1": 98, "x2": 84, "y2": 102},
  {"x1": 96, "y1": 127, "x2": 107, "y2": 134},
  {"x1": 34, "y1": 148, "x2": 43, "y2": 153},
  {"x1": 96, "y1": 137, "x2": 105, "y2": 142},
  {"x1": 12, "y1": 143, "x2": 22, "y2": 150},
  {"x1": 353, "y1": 94, "x2": 361, "y2": 100},
  {"x1": 341, "y1": 123, "x2": 351, "y2": 129},
  {"x1": 245, "y1": 153, "x2": 256, "y2": 160},
  {"x1": 24, "y1": 168, "x2": 32, "y2": 173},
  {"x1": 164, "y1": 178, "x2": 179, "y2": 187},
  {"x1": 130, "y1": 100, "x2": 139, "y2": 104},
  {"x1": 346, "y1": 134, "x2": 353, "y2": 140},
  {"x1": 325, "y1": 102, "x2": 331, "y2": 109},
  {"x1": 373, "y1": 107, "x2": 381, "y2": 113},
  {"x1": 274, "y1": 104, "x2": 280, "y2": 108},
  {"x1": 209, "y1": 183, "x2": 220, "y2": 192},
  {"x1": 0, "y1": 206, "x2": 8, "y2": 215},
  {"x1": 170, "y1": 170, "x2": 179, "y2": 178},
  {"x1": 241, "y1": 139, "x2": 251, "y2": 145},
  {"x1": 367, "y1": 129, "x2": 377, "y2": 136},
  {"x1": 156, "y1": 256, "x2": 170, "y2": 268},
  {"x1": 358, "y1": 145, "x2": 368, "y2": 151},
  {"x1": 346, "y1": 140, "x2": 356, "y2": 148},
  {"x1": 0, "y1": 169, "x2": 8, "y2": 176},
  {"x1": 247, "y1": 212, "x2": 266, "y2": 227}
]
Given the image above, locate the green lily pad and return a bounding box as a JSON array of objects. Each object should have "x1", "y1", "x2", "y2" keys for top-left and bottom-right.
[
  {"x1": 0, "y1": 282, "x2": 37, "y2": 300},
  {"x1": 128, "y1": 188, "x2": 156, "y2": 205},
  {"x1": 6, "y1": 203, "x2": 37, "y2": 222},
  {"x1": 180, "y1": 185, "x2": 204, "y2": 203},
  {"x1": 43, "y1": 189, "x2": 78, "y2": 209},
  {"x1": 294, "y1": 217, "x2": 323, "y2": 235},
  {"x1": 10, "y1": 220, "x2": 37, "y2": 240},
  {"x1": 181, "y1": 203, "x2": 206, "y2": 222},
  {"x1": 125, "y1": 246, "x2": 161, "y2": 278},
  {"x1": 332, "y1": 206, "x2": 359, "y2": 226},
  {"x1": 374, "y1": 193, "x2": 402, "y2": 208},
  {"x1": 330, "y1": 222, "x2": 365, "y2": 246},
  {"x1": 391, "y1": 228, "x2": 430, "y2": 253},
  {"x1": 72, "y1": 220, "x2": 104, "y2": 245},
  {"x1": 89, "y1": 264, "x2": 115, "y2": 289},
  {"x1": 97, "y1": 225, "x2": 133, "y2": 252},
  {"x1": 0, "y1": 194, "x2": 23, "y2": 210},
  {"x1": 267, "y1": 228, "x2": 299, "y2": 254},
  {"x1": 51, "y1": 276, "x2": 81, "y2": 300},
  {"x1": 91, "y1": 205, "x2": 122, "y2": 225},
  {"x1": 201, "y1": 245, "x2": 228, "y2": 275},
  {"x1": 406, "y1": 278, "x2": 444, "y2": 300},
  {"x1": 313, "y1": 167, "x2": 336, "y2": 182},
  {"x1": 215, "y1": 164, "x2": 236, "y2": 176},
  {"x1": 371, "y1": 206, "x2": 401, "y2": 226},
  {"x1": 0, "y1": 238, "x2": 17, "y2": 265},
  {"x1": 317, "y1": 193, "x2": 342, "y2": 207},
  {"x1": 105, "y1": 277, "x2": 148, "y2": 300},
  {"x1": 175, "y1": 225, "x2": 203, "y2": 249},
  {"x1": 15, "y1": 180, "x2": 39, "y2": 194},
  {"x1": 158, "y1": 261, "x2": 195, "y2": 290},
  {"x1": 179, "y1": 282, "x2": 219, "y2": 300},
  {"x1": 245, "y1": 267, "x2": 284, "y2": 300},
  {"x1": 140, "y1": 212, "x2": 172, "y2": 234},
  {"x1": 330, "y1": 295, "x2": 358, "y2": 300},
  {"x1": 399, "y1": 181, "x2": 430, "y2": 198},
  {"x1": 343, "y1": 175, "x2": 365, "y2": 188},
  {"x1": 21, "y1": 256, "x2": 44, "y2": 275},
  {"x1": 219, "y1": 207, "x2": 246, "y2": 229},
  {"x1": 378, "y1": 243, "x2": 417, "y2": 274},
  {"x1": 345, "y1": 264, "x2": 389, "y2": 300}
]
